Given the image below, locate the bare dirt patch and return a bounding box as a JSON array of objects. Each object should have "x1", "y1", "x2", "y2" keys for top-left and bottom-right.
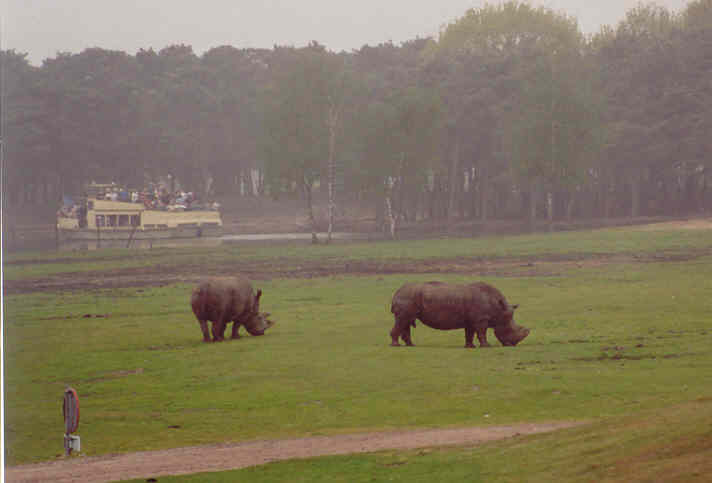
[
  {"x1": 5, "y1": 250, "x2": 709, "y2": 295},
  {"x1": 5, "y1": 421, "x2": 582, "y2": 483},
  {"x1": 631, "y1": 218, "x2": 712, "y2": 231}
]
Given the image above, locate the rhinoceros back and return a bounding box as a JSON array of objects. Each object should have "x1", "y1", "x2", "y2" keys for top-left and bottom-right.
[
  {"x1": 191, "y1": 277, "x2": 255, "y2": 322},
  {"x1": 391, "y1": 281, "x2": 514, "y2": 330},
  {"x1": 390, "y1": 282, "x2": 431, "y2": 316},
  {"x1": 391, "y1": 281, "x2": 470, "y2": 330},
  {"x1": 467, "y1": 281, "x2": 515, "y2": 326}
]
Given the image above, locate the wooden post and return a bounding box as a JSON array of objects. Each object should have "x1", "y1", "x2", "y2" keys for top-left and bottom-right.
[{"x1": 126, "y1": 224, "x2": 138, "y2": 248}]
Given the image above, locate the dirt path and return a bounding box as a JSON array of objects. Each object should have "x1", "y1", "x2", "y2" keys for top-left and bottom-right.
[{"x1": 6, "y1": 422, "x2": 581, "y2": 482}]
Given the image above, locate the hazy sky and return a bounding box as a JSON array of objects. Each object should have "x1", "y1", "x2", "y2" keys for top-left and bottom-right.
[{"x1": 3, "y1": 0, "x2": 692, "y2": 65}]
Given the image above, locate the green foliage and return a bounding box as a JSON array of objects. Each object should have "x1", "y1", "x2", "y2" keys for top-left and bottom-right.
[
  {"x1": 683, "y1": 0, "x2": 712, "y2": 30},
  {"x1": 588, "y1": 1, "x2": 712, "y2": 215},
  {"x1": 259, "y1": 43, "x2": 335, "y2": 195},
  {"x1": 435, "y1": 1, "x2": 581, "y2": 55},
  {"x1": 436, "y1": 2, "x2": 595, "y2": 189},
  {"x1": 3, "y1": 0, "x2": 711, "y2": 222}
]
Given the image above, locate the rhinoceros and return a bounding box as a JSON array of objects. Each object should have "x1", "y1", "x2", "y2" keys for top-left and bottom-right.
[
  {"x1": 389, "y1": 281, "x2": 529, "y2": 348},
  {"x1": 191, "y1": 277, "x2": 275, "y2": 342}
]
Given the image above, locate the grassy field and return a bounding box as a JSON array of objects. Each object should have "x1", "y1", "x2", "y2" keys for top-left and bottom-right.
[{"x1": 4, "y1": 224, "x2": 712, "y2": 480}]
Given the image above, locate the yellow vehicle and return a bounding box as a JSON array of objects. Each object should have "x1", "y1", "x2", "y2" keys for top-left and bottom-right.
[{"x1": 57, "y1": 198, "x2": 223, "y2": 242}]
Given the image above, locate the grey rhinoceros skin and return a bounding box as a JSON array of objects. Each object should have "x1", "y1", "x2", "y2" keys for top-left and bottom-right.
[
  {"x1": 389, "y1": 281, "x2": 530, "y2": 348},
  {"x1": 191, "y1": 277, "x2": 275, "y2": 342}
]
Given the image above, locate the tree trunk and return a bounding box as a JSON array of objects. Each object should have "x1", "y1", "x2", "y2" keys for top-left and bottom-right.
[
  {"x1": 529, "y1": 178, "x2": 539, "y2": 229},
  {"x1": 428, "y1": 186, "x2": 435, "y2": 220},
  {"x1": 303, "y1": 178, "x2": 318, "y2": 244},
  {"x1": 462, "y1": 169, "x2": 471, "y2": 218},
  {"x1": 447, "y1": 138, "x2": 461, "y2": 230},
  {"x1": 601, "y1": 173, "x2": 613, "y2": 219},
  {"x1": 241, "y1": 170, "x2": 248, "y2": 196},
  {"x1": 201, "y1": 166, "x2": 212, "y2": 200},
  {"x1": 630, "y1": 171, "x2": 641, "y2": 218},
  {"x1": 327, "y1": 169, "x2": 335, "y2": 243},
  {"x1": 700, "y1": 171, "x2": 709, "y2": 213},
  {"x1": 43, "y1": 178, "x2": 52, "y2": 205},
  {"x1": 470, "y1": 167, "x2": 479, "y2": 219},
  {"x1": 18, "y1": 182, "x2": 26, "y2": 207},
  {"x1": 566, "y1": 190, "x2": 576, "y2": 220},
  {"x1": 385, "y1": 193, "x2": 397, "y2": 240},
  {"x1": 685, "y1": 170, "x2": 700, "y2": 214},
  {"x1": 396, "y1": 152, "x2": 405, "y2": 224},
  {"x1": 326, "y1": 100, "x2": 339, "y2": 244},
  {"x1": 480, "y1": 163, "x2": 488, "y2": 224}
]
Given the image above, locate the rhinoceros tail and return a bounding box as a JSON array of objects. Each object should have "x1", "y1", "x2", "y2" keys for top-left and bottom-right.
[
  {"x1": 390, "y1": 299, "x2": 417, "y2": 327},
  {"x1": 191, "y1": 285, "x2": 207, "y2": 319}
]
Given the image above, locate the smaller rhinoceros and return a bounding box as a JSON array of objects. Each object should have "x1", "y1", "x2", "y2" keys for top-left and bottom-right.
[
  {"x1": 191, "y1": 277, "x2": 275, "y2": 342},
  {"x1": 390, "y1": 281, "x2": 529, "y2": 348}
]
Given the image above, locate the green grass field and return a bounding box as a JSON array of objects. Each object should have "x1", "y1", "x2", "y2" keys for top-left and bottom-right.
[{"x1": 4, "y1": 224, "x2": 712, "y2": 481}]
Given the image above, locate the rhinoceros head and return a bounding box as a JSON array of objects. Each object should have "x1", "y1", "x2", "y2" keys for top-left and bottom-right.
[
  {"x1": 493, "y1": 305, "x2": 530, "y2": 346},
  {"x1": 245, "y1": 312, "x2": 276, "y2": 336},
  {"x1": 243, "y1": 289, "x2": 275, "y2": 336},
  {"x1": 494, "y1": 323, "x2": 530, "y2": 346}
]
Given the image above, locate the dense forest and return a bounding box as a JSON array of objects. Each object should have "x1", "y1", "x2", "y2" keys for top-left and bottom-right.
[{"x1": 2, "y1": 1, "x2": 711, "y2": 235}]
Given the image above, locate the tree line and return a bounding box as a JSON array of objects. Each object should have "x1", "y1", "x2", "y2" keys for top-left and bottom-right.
[{"x1": 3, "y1": 0, "x2": 711, "y2": 238}]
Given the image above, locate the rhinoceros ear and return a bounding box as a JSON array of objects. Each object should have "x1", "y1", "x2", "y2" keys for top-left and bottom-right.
[
  {"x1": 255, "y1": 289, "x2": 262, "y2": 302},
  {"x1": 512, "y1": 304, "x2": 519, "y2": 310}
]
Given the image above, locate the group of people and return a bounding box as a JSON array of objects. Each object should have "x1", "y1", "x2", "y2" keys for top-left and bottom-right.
[
  {"x1": 97, "y1": 186, "x2": 220, "y2": 212},
  {"x1": 57, "y1": 196, "x2": 88, "y2": 227},
  {"x1": 58, "y1": 183, "x2": 222, "y2": 229}
]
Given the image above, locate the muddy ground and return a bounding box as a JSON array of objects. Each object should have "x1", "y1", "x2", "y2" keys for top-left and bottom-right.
[{"x1": 5, "y1": 249, "x2": 710, "y2": 296}]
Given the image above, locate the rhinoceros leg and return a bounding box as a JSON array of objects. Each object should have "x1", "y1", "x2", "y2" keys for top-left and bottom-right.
[
  {"x1": 464, "y1": 327, "x2": 476, "y2": 348},
  {"x1": 390, "y1": 315, "x2": 414, "y2": 347},
  {"x1": 219, "y1": 322, "x2": 229, "y2": 340},
  {"x1": 211, "y1": 320, "x2": 226, "y2": 342},
  {"x1": 400, "y1": 323, "x2": 414, "y2": 346},
  {"x1": 475, "y1": 325, "x2": 491, "y2": 348},
  {"x1": 231, "y1": 322, "x2": 242, "y2": 339},
  {"x1": 218, "y1": 321, "x2": 233, "y2": 340},
  {"x1": 198, "y1": 320, "x2": 211, "y2": 343}
]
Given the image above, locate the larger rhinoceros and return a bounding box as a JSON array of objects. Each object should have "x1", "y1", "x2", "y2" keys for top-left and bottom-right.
[
  {"x1": 191, "y1": 277, "x2": 275, "y2": 342},
  {"x1": 389, "y1": 281, "x2": 530, "y2": 348}
]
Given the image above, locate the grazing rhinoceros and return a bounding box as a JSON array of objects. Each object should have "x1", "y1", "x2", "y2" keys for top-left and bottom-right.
[
  {"x1": 191, "y1": 277, "x2": 275, "y2": 342},
  {"x1": 390, "y1": 281, "x2": 530, "y2": 348}
]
